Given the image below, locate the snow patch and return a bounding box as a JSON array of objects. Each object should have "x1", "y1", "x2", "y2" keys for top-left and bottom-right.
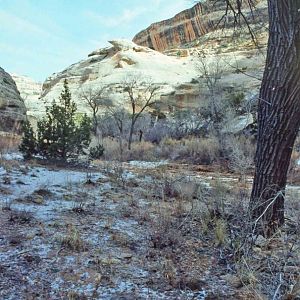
[{"x1": 128, "y1": 160, "x2": 168, "y2": 169}]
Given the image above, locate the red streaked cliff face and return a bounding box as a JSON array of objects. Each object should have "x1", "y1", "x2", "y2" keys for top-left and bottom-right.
[
  {"x1": 133, "y1": 3, "x2": 210, "y2": 52},
  {"x1": 133, "y1": 1, "x2": 267, "y2": 52}
]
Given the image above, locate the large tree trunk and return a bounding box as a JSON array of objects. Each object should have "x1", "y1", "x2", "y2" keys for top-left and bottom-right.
[{"x1": 250, "y1": 0, "x2": 300, "y2": 236}]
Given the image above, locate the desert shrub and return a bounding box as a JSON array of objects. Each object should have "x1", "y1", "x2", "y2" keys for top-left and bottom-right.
[
  {"x1": 224, "y1": 135, "x2": 255, "y2": 176},
  {"x1": 127, "y1": 141, "x2": 156, "y2": 161},
  {"x1": 180, "y1": 137, "x2": 220, "y2": 164},
  {"x1": 102, "y1": 137, "x2": 124, "y2": 160},
  {"x1": 156, "y1": 138, "x2": 181, "y2": 159},
  {"x1": 155, "y1": 137, "x2": 220, "y2": 164},
  {"x1": 226, "y1": 92, "x2": 245, "y2": 111},
  {"x1": 144, "y1": 120, "x2": 171, "y2": 143},
  {"x1": 89, "y1": 144, "x2": 104, "y2": 159}
]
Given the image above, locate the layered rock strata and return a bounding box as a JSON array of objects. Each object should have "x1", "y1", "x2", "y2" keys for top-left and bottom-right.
[
  {"x1": 0, "y1": 67, "x2": 26, "y2": 133},
  {"x1": 133, "y1": 1, "x2": 267, "y2": 52}
]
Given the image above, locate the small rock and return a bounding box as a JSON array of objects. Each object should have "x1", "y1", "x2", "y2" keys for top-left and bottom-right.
[
  {"x1": 16, "y1": 180, "x2": 26, "y2": 185},
  {"x1": 221, "y1": 274, "x2": 242, "y2": 288},
  {"x1": 254, "y1": 235, "x2": 267, "y2": 247},
  {"x1": 284, "y1": 266, "x2": 299, "y2": 274},
  {"x1": 180, "y1": 276, "x2": 206, "y2": 291},
  {"x1": 252, "y1": 246, "x2": 262, "y2": 254},
  {"x1": 32, "y1": 195, "x2": 44, "y2": 204},
  {"x1": 8, "y1": 235, "x2": 24, "y2": 245},
  {"x1": 3, "y1": 176, "x2": 11, "y2": 184},
  {"x1": 116, "y1": 252, "x2": 132, "y2": 260}
]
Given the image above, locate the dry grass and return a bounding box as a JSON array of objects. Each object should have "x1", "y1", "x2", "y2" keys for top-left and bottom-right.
[
  {"x1": 98, "y1": 136, "x2": 220, "y2": 164},
  {"x1": 102, "y1": 137, "x2": 123, "y2": 160},
  {"x1": 127, "y1": 141, "x2": 156, "y2": 161},
  {"x1": 156, "y1": 136, "x2": 220, "y2": 164},
  {"x1": 58, "y1": 225, "x2": 87, "y2": 252}
]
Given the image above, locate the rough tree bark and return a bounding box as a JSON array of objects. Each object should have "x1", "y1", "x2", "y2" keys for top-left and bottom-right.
[
  {"x1": 202, "y1": 0, "x2": 300, "y2": 235},
  {"x1": 250, "y1": 1, "x2": 300, "y2": 235}
]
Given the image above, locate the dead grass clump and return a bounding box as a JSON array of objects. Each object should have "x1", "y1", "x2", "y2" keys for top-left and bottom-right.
[
  {"x1": 156, "y1": 137, "x2": 180, "y2": 159},
  {"x1": 104, "y1": 162, "x2": 127, "y2": 188},
  {"x1": 150, "y1": 206, "x2": 181, "y2": 250},
  {"x1": 156, "y1": 137, "x2": 220, "y2": 164},
  {"x1": 225, "y1": 135, "x2": 255, "y2": 177},
  {"x1": 71, "y1": 201, "x2": 86, "y2": 214},
  {"x1": 127, "y1": 141, "x2": 156, "y2": 161},
  {"x1": 214, "y1": 218, "x2": 228, "y2": 246},
  {"x1": 1, "y1": 199, "x2": 12, "y2": 211},
  {"x1": 180, "y1": 137, "x2": 220, "y2": 164},
  {"x1": 9, "y1": 209, "x2": 34, "y2": 224},
  {"x1": 102, "y1": 137, "x2": 123, "y2": 160},
  {"x1": 59, "y1": 225, "x2": 87, "y2": 252},
  {"x1": 67, "y1": 291, "x2": 88, "y2": 300}
]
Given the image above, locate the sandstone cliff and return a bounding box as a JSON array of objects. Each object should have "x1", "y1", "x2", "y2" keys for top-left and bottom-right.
[
  {"x1": 38, "y1": 2, "x2": 268, "y2": 120},
  {"x1": 133, "y1": 1, "x2": 267, "y2": 52},
  {"x1": 39, "y1": 38, "x2": 265, "y2": 120},
  {"x1": 39, "y1": 40, "x2": 200, "y2": 117},
  {"x1": 0, "y1": 67, "x2": 26, "y2": 133},
  {"x1": 11, "y1": 74, "x2": 42, "y2": 125}
]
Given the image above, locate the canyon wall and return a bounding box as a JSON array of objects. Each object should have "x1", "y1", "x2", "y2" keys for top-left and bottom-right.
[
  {"x1": 0, "y1": 67, "x2": 26, "y2": 133},
  {"x1": 133, "y1": 1, "x2": 267, "y2": 52},
  {"x1": 12, "y1": 74, "x2": 42, "y2": 125},
  {"x1": 133, "y1": 3, "x2": 213, "y2": 52}
]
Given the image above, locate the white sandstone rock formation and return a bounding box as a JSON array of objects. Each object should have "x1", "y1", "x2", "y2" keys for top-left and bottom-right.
[
  {"x1": 40, "y1": 39, "x2": 200, "y2": 118},
  {"x1": 11, "y1": 74, "x2": 42, "y2": 124},
  {"x1": 36, "y1": 39, "x2": 264, "y2": 121}
]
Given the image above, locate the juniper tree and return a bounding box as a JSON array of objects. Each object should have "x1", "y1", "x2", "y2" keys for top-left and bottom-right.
[
  {"x1": 19, "y1": 120, "x2": 36, "y2": 160},
  {"x1": 37, "y1": 79, "x2": 91, "y2": 161}
]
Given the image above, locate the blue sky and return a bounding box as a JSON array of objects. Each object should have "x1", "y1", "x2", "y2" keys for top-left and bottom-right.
[{"x1": 0, "y1": 0, "x2": 191, "y2": 82}]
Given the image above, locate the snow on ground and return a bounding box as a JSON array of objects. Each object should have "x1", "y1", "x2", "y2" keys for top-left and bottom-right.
[
  {"x1": 2, "y1": 159, "x2": 297, "y2": 299},
  {"x1": 0, "y1": 152, "x2": 23, "y2": 161},
  {"x1": 0, "y1": 161, "x2": 211, "y2": 299},
  {"x1": 128, "y1": 160, "x2": 169, "y2": 169}
]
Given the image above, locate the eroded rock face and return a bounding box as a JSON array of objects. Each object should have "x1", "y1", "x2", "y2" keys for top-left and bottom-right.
[
  {"x1": 40, "y1": 39, "x2": 200, "y2": 117},
  {"x1": 133, "y1": 1, "x2": 267, "y2": 52},
  {"x1": 39, "y1": 37, "x2": 266, "y2": 120},
  {"x1": 11, "y1": 74, "x2": 42, "y2": 125},
  {"x1": 0, "y1": 68, "x2": 26, "y2": 133},
  {"x1": 133, "y1": 3, "x2": 211, "y2": 52}
]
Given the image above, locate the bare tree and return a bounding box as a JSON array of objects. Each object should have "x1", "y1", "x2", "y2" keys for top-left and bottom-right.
[
  {"x1": 79, "y1": 86, "x2": 107, "y2": 134},
  {"x1": 123, "y1": 75, "x2": 159, "y2": 150},
  {"x1": 105, "y1": 106, "x2": 129, "y2": 157},
  {"x1": 195, "y1": 52, "x2": 227, "y2": 126}
]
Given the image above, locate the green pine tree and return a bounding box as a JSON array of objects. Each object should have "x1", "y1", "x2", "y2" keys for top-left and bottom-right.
[
  {"x1": 37, "y1": 79, "x2": 92, "y2": 161},
  {"x1": 19, "y1": 120, "x2": 36, "y2": 160}
]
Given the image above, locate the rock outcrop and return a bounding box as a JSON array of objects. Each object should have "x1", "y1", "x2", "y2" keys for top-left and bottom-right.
[
  {"x1": 133, "y1": 1, "x2": 267, "y2": 52},
  {"x1": 11, "y1": 74, "x2": 42, "y2": 125},
  {"x1": 39, "y1": 1, "x2": 268, "y2": 119},
  {"x1": 0, "y1": 67, "x2": 26, "y2": 133},
  {"x1": 40, "y1": 39, "x2": 200, "y2": 117},
  {"x1": 39, "y1": 38, "x2": 265, "y2": 119}
]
